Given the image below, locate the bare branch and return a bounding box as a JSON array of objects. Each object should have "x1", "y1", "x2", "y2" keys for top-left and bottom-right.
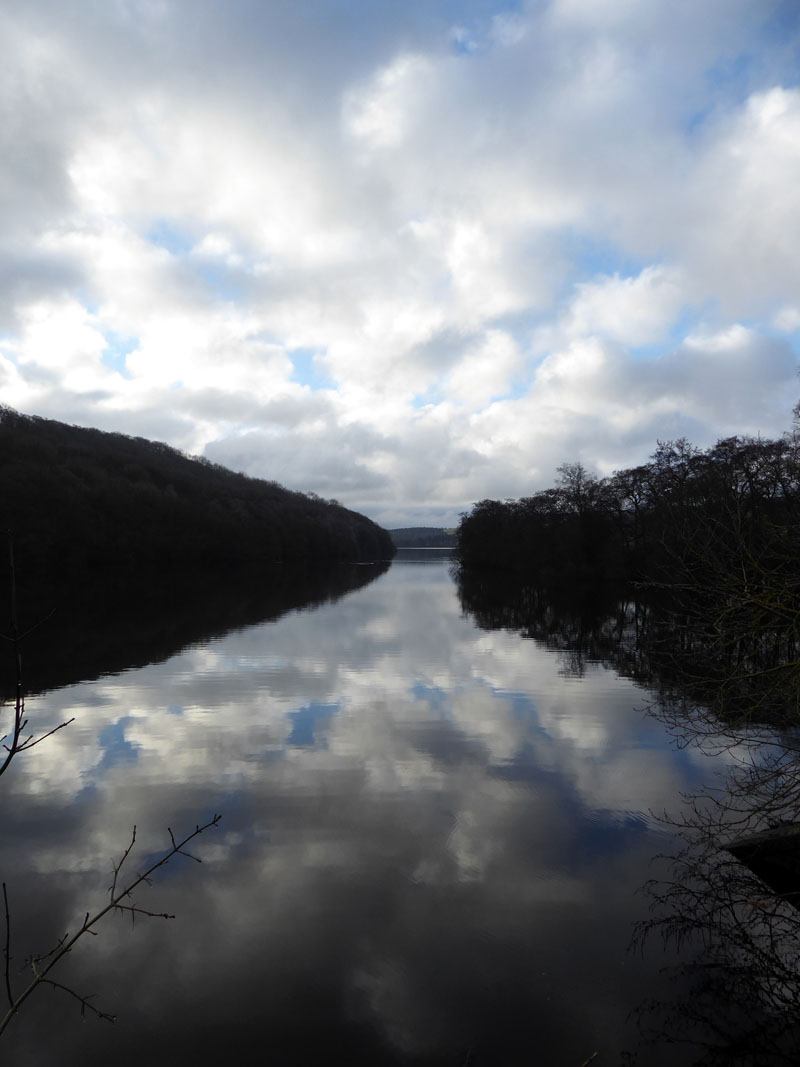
[
  {"x1": 36, "y1": 979, "x2": 116, "y2": 1023},
  {"x1": 0, "y1": 813, "x2": 221, "y2": 1036},
  {"x1": 15, "y1": 718, "x2": 76, "y2": 753}
]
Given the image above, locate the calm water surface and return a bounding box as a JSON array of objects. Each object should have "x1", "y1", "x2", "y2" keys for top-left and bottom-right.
[{"x1": 2, "y1": 554, "x2": 725, "y2": 1064}]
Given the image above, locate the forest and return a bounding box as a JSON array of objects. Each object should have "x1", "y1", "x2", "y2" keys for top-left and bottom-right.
[
  {"x1": 0, "y1": 405, "x2": 394, "y2": 576},
  {"x1": 457, "y1": 427, "x2": 800, "y2": 731},
  {"x1": 457, "y1": 432, "x2": 800, "y2": 584}
]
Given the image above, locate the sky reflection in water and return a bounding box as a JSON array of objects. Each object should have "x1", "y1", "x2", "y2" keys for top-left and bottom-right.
[{"x1": 1, "y1": 558, "x2": 716, "y2": 1065}]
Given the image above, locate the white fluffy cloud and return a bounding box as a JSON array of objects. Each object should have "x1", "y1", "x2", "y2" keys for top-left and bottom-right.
[{"x1": 0, "y1": 0, "x2": 798, "y2": 525}]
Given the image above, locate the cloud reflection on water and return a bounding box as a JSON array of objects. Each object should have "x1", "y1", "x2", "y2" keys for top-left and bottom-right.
[{"x1": 1, "y1": 561, "x2": 709, "y2": 1064}]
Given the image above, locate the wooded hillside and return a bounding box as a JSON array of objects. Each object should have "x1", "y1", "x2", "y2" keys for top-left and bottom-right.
[{"x1": 0, "y1": 406, "x2": 393, "y2": 573}]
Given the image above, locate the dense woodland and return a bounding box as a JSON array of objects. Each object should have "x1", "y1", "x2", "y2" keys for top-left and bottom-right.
[
  {"x1": 457, "y1": 428, "x2": 800, "y2": 730},
  {"x1": 0, "y1": 406, "x2": 393, "y2": 575},
  {"x1": 457, "y1": 432, "x2": 800, "y2": 584}
]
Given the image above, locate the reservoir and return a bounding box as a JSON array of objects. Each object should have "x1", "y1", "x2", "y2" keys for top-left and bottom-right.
[{"x1": 0, "y1": 551, "x2": 779, "y2": 1064}]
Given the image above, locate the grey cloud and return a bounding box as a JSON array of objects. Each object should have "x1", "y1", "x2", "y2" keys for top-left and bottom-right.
[
  {"x1": 1, "y1": 0, "x2": 798, "y2": 524},
  {"x1": 30, "y1": 398, "x2": 199, "y2": 452},
  {"x1": 650, "y1": 333, "x2": 798, "y2": 426},
  {"x1": 178, "y1": 387, "x2": 336, "y2": 428},
  {"x1": 406, "y1": 328, "x2": 475, "y2": 378},
  {"x1": 204, "y1": 424, "x2": 392, "y2": 496},
  {"x1": 0, "y1": 249, "x2": 87, "y2": 330}
]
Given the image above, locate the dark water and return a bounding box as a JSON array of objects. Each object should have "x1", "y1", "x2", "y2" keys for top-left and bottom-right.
[{"x1": 0, "y1": 553, "x2": 764, "y2": 1064}]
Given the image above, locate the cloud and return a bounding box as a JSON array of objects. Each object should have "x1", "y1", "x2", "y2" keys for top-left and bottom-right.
[
  {"x1": 0, "y1": 0, "x2": 798, "y2": 523},
  {"x1": 558, "y1": 267, "x2": 686, "y2": 348},
  {"x1": 682, "y1": 87, "x2": 800, "y2": 315},
  {"x1": 1, "y1": 558, "x2": 710, "y2": 1064}
]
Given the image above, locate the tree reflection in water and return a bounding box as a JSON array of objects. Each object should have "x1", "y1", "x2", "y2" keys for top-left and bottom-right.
[
  {"x1": 632, "y1": 714, "x2": 800, "y2": 1063},
  {"x1": 0, "y1": 559, "x2": 390, "y2": 1039},
  {"x1": 6, "y1": 553, "x2": 797, "y2": 1062},
  {"x1": 457, "y1": 567, "x2": 800, "y2": 1065}
]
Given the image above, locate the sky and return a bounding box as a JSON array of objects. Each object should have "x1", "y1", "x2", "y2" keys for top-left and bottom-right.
[{"x1": 1, "y1": 0, "x2": 799, "y2": 528}]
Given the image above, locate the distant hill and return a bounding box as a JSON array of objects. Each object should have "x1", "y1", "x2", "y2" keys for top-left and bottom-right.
[
  {"x1": 389, "y1": 527, "x2": 457, "y2": 548},
  {"x1": 0, "y1": 406, "x2": 394, "y2": 574}
]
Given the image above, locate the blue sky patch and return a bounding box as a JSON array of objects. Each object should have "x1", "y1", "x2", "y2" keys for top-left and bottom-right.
[
  {"x1": 146, "y1": 219, "x2": 194, "y2": 256},
  {"x1": 447, "y1": 0, "x2": 523, "y2": 53},
  {"x1": 563, "y1": 231, "x2": 647, "y2": 283},
  {"x1": 628, "y1": 307, "x2": 705, "y2": 360},
  {"x1": 101, "y1": 328, "x2": 137, "y2": 378},
  {"x1": 92, "y1": 717, "x2": 139, "y2": 775},
  {"x1": 195, "y1": 260, "x2": 243, "y2": 303},
  {"x1": 503, "y1": 690, "x2": 539, "y2": 722},
  {"x1": 410, "y1": 681, "x2": 451, "y2": 717},
  {"x1": 287, "y1": 701, "x2": 339, "y2": 746},
  {"x1": 703, "y1": 50, "x2": 758, "y2": 105},
  {"x1": 290, "y1": 347, "x2": 336, "y2": 390},
  {"x1": 411, "y1": 386, "x2": 445, "y2": 409}
]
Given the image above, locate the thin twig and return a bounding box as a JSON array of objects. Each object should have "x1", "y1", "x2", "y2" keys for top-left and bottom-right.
[
  {"x1": 11, "y1": 718, "x2": 75, "y2": 754},
  {"x1": 0, "y1": 814, "x2": 221, "y2": 1035},
  {"x1": 36, "y1": 978, "x2": 116, "y2": 1023}
]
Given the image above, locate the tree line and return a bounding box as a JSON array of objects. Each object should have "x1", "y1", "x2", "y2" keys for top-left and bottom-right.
[
  {"x1": 0, "y1": 406, "x2": 393, "y2": 575},
  {"x1": 456, "y1": 431, "x2": 800, "y2": 586},
  {"x1": 457, "y1": 424, "x2": 800, "y2": 1061},
  {"x1": 457, "y1": 426, "x2": 800, "y2": 731}
]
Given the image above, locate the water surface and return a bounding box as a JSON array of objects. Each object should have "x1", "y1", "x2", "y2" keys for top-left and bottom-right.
[{"x1": 1, "y1": 554, "x2": 727, "y2": 1064}]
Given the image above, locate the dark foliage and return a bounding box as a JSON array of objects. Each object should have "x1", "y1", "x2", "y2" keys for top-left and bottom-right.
[
  {"x1": 456, "y1": 435, "x2": 800, "y2": 583},
  {"x1": 0, "y1": 406, "x2": 394, "y2": 574},
  {"x1": 457, "y1": 433, "x2": 800, "y2": 729}
]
